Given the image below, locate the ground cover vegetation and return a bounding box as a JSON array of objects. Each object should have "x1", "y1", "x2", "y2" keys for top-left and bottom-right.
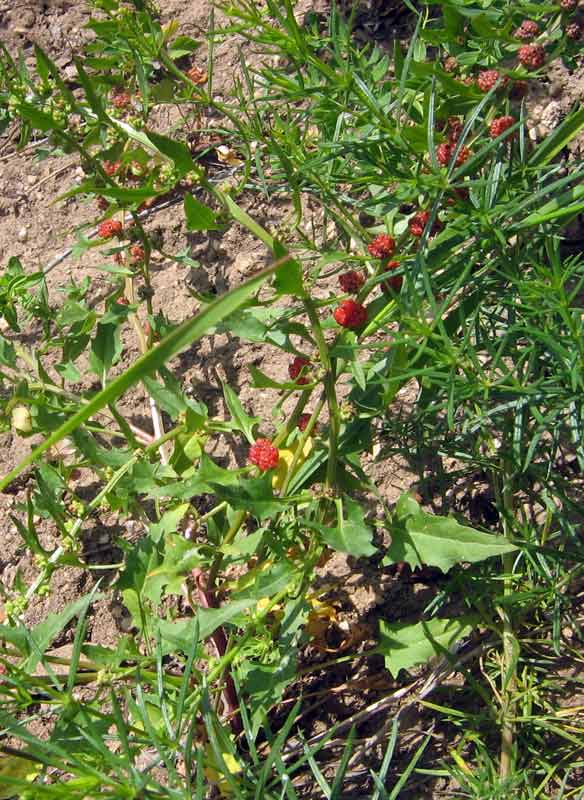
[{"x1": 0, "y1": 0, "x2": 584, "y2": 796}]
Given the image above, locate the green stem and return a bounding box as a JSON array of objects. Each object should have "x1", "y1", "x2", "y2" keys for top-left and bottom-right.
[
  {"x1": 303, "y1": 299, "x2": 340, "y2": 491},
  {"x1": 206, "y1": 510, "x2": 247, "y2": 593},
  {"x1": 499, "y1": 464, "x2": 518, "y2": 781}
]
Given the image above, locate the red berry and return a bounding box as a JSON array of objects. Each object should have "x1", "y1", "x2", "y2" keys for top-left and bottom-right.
[
  {"x1": 447, "y1": 117, "x2": 463, "y2": 144},
  {"x1": 382, "y1": 260, "x2": 402, "y2": 293},
  {"x1": 490, "y1": 116, "x2": 516, "y2": 138},
  {"x1": 438, "y1": 143, "x2": 469, "y2": 166},
  {"x1": 514, "y1": 20, "x2": 539, "y2": 40},
  {"x1": 298, "y1": 413, "x2": 312, "y2": 432},
  {"x1": 385, "y1": 275, "x2": 403, "y2": 293},
  {"x1": 338, "y1": 270, "x2": 365, "y2": 293},
  {"x1": 248, "y1": 438, "x2": 279, "y2": 471},
  {"x1": 566, "y1": 22, "x2": 582, "y2": 39},
  {"x1": 288, "y1": 356, "x2": 311, "y2": 385},
  {"x1": 130, "y1": 244, "x2": 145, "y2": 262},
  {"x1": 112, "y1": 90, "x2": 131, "y2": 109},
  {"x1": 437, "y1": 143, "x2": 451, "y2": 166},
  {"x1": 518, "y1": 44, "x2": 545, "y2": 70},
  {"x1": 477, "y1": 70, "x2": 502, "y2": 92},
  {"x1": 98, "y1": 219, "x2": 123, "y2": 239},
  {"x1": 367, "y1": 234, "x2": 396, "y2": 259},
  {"x1": 333, "y1": 299, "x2": 367, "y2": 330},
  {"x1": 560, "y1": 0, "x2": 577, "y2": 10},
  {"x1": 103, "y1": 160, "x2": 121, "y2": 176},
  {"x1": 409, "y1": 211, "x2": 430, "y2": 237}
]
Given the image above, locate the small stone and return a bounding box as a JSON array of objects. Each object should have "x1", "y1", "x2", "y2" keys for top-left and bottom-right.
[
  {"x1": 26, "y1": 174, "x2": 37, "y2": 187},
  {"x1": 17, "y1": 226, "x2": 28, "y2": 242}
]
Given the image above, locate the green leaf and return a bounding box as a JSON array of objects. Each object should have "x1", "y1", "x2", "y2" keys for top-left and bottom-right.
[
  {"x1": 249, "y1": 364, "x2": 313, "y2": 391},
  {"x1": 378, "y1": 617, "x2": 476, "y2": 677},
  {"x1": 210, "y1": 475, "x2": 284, "y2": 520},
  {"x1": 148, "y1": 503, "x2": 190, "y2": 544},
  {"x1": 513, "y1": 182, "x2": 584, "y2": 230},
  {"x1": 385, "y1": 493, "x2": 517, "y2": 572},
  {"x1": 529, "y1": 107, "x2": 584, "y2": 167},
  {"x1": 89, "y1": 322, "x2": 123, "y2": 384},
  {"x1": 0, "y1": 262, "x2": 279, "y2": 493},
  {"x1": 0, "y1": 336, "x2": 16, "y2": 367},
  {"x1": 305, "y1": 497, "x2": 377, "y2": 556},
  {"x1": 22, "y1": 593, "x2": 99, "y2": 673},
  {"x1": 74, "y1": 56, "x2": 107, "y2": 120},
  {"x1": 184, "y1": 193, "x2": 220, "y2": 231},
  {"x1": 117, "y1": 537, "x2": 162, "y2": 626},
  {"x1": 143, "y1": 375, "x2": 187, "y2": 419},
  {"x1": 221, "y1": 380, "x2": 259, "y2": 444},
  {"x1": 168, "y1": 35, "x2": 201, "y2": 58},
  {"x1": 145, "y1": 532, "x2": 202, "y2": 597},
  {"x1": 147, "y1": 130, "x2": 196, "y2": 176}
]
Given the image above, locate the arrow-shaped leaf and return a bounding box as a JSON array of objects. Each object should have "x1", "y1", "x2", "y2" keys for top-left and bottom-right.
[
  {"x1": 385, "y1": 493, "x2": 516, "y2": 572},
  {"x1": 378, "y1": 616, "x2": 476, "y2": 677}
]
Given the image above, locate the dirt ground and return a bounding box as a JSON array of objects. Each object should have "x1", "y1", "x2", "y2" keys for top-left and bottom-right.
[{"x1": 1, "y1": 0, "x2": 584, "y2": 795}]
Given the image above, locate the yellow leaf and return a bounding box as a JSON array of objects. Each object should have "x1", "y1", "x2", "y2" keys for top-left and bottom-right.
[
  {"x1": 272, "y1": 436, "x2": 313, "y2": 491},
  {"x1": 0, "y1": 754, "x2": 41, "y2": 799},
  {"x1": 204, "y1": 747, "x2": 242, "y2": 797}
]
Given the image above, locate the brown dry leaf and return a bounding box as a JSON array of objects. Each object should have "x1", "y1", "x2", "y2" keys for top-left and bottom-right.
[{"x1": 216, "y1": 145, "x2": 244, "y2": 167}]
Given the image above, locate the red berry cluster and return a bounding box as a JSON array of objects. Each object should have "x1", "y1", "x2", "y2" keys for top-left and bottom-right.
[
  {"x1": 409, "y1": 210, "x2": 430, "y2": 237},
  {"x1": 490, "y1": 116, "x2": 515, "y2": 138},
  {"x1": 334, "y1": 299, "x2": 367, "y2": 329},
  {"x1": 566, "y1": 22, "x2": 582, "y2": 39},
  {"x1": 338, "y1": 270, "x2": 365, "y2": 293},
  {"x1": 367, "y1": 234, "x2": 396, "y2": 259},
  {"x1": 130, "y1": 244, "x2": 145, "y2": 263},
  {"x1": 447, "y1": 117, "x2": 463, "y2": 144},
  {"x1": 288, "y1": 356, "x2": 311, "y2": 385},
  {"x1": 436, "y1": 143, "x2": 471, "y2": 167},
  {"x1": 518, "y1": 44, "x2": 546, "y2": 70},
  {"x1": 560, "y1": 0, "x2": 577, "y2": 10},
  {"x1": 98, "y1": 219, "x2": 123, "y2": 239},
  {"x1": 514, "y1": 19, "x2": 539, "y2": 40},
  {"x1": 477, "y1": 70, "x2": 505, "y2": 92},
  {"x1": 248, "y1": 439, "x2": 279, "y2": 471},
  {"x1": 103, "y1": 160, "x2": 121, "y2": 176},
  {"x1": 111, "y1": 90, "x2": 132, "y2": 109}
]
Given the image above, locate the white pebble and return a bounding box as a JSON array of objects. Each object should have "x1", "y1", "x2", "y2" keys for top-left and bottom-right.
[{"x1": 17, "y1": 226, "x2": 28, "y2": 242}]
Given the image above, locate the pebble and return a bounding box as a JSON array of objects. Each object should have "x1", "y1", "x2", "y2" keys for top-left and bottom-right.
[
  {"x1": 17, "y1": 226, "x2": 28, "y2": 243},
  {"x1": 26, "y1": 175, "x2": 36, "y2": 187}
]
